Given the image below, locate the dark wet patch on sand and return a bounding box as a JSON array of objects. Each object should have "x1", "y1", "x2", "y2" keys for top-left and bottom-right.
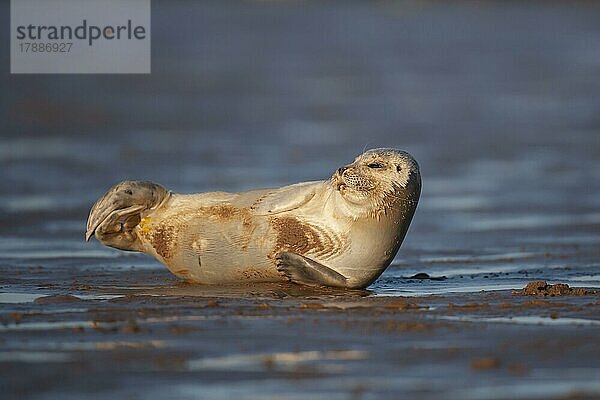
[
  {"x1": 34, "y1": 294, "x2": 84, "y2": 304},
  {"x1": 407, "y1": 273, "x2": 447, "y2": 281}
]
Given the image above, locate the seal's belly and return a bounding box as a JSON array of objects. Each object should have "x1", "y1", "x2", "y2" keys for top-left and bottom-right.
[
  {"x1": 136, "y1": 204, "x2": 283, "y2": 283},
  {"x1": 136, "y1": 202, "x2": 395, "y2": 285}
]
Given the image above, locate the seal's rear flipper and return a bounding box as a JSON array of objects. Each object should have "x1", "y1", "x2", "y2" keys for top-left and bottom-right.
[
  {"x1": 86, "y1": 181, "x2": 170, "y2": 251},
  {"x1": 275, "y1": 252, "x2": 348, "y2": 288}
]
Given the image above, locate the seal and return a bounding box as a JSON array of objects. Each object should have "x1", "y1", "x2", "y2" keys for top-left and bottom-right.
[{"x1": 85, "y1": 148, "x2": 421, "y2": 289}]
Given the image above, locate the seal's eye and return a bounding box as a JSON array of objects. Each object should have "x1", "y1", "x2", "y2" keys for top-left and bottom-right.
[{"x1": 367, "y1": 162, "x2": 384, "y2": 169}]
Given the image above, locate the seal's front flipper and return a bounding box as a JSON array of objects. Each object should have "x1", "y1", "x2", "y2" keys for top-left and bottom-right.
[
  {"x1": 275, "y1": 252, "x2": 348, "y2": 288},
  {"x1": 250, "y1": 181, "x2": 321, "y2": 215}
]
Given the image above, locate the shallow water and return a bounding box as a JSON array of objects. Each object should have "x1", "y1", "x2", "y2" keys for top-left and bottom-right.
[{"x1": 1, "y1": 1, "x2": 599, "y2": 399}]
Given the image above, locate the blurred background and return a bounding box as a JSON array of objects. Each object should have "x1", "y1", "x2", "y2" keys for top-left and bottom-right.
[{"x1": 1, "y1": 1, "x2": 599, "y2": 293}]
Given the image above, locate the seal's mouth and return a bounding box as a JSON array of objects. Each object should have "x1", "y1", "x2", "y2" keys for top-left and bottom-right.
[{"x1": 332, "y1": 171, "x2": 346, "y2": 192}]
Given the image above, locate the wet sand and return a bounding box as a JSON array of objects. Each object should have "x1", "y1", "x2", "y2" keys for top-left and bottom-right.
[{"x1": 1, "y1": 263, "x2": 599, "y2": 400}]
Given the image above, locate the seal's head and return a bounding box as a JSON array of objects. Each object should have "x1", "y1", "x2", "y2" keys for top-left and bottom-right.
[{"x1": 331, "y1": 148, "x2": 421, "y2": 218}]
